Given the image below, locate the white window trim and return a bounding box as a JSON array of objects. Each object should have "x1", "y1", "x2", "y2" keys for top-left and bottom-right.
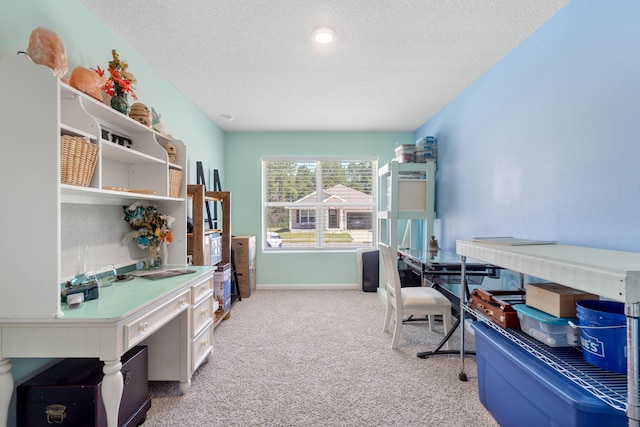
[{"x1": 262, "y1": 156, "x2": 378, "y2": 251}]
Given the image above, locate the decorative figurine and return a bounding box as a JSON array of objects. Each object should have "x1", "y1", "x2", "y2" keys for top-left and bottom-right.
[
  {"x1": 428, "y1": 235, "x2": 441, "y2": 260},
  {"x1": 151, "y1": 107, "x2": 169, "y2": 135}
]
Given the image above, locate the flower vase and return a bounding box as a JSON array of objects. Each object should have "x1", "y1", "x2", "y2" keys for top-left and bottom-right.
[
  {"x1": 145, "y1": 245, "x2": 163, "y2": 270},
  {"x1": 111, "y1": 94, "x2": 129, "y2": 114}
]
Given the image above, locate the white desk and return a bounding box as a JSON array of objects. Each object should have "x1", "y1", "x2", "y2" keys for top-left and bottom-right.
[{"x1": 0, "y1": 266, "x2": 216, "y2": 427}]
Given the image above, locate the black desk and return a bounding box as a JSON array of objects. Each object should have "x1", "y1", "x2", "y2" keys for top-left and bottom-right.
[{"x1": 397, "y1": 249, "x2": 498, "y2": 358}]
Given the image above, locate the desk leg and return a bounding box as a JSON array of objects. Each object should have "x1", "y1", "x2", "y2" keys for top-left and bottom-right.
[
  {"x1": 626, "y1": 303, "x2": 640, "y2": 426},
  {"x1": 0, "y1": 358, "x2": 12, "y2": 427},
  {"x1": 102, "y1": 359, "x2": 123, "y2": 427},
  {"x1": 459, "y1": 256, "x2": 468, "y2": 381}
]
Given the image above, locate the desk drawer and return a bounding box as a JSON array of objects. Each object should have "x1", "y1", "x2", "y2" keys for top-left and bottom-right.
[
  {"x1": 126, "y1": 289, "x2": 190, "y2": 348},
  {"x1": 192, "y1": 294, "x2": 214, "y2": 337},
  {"x1": 192, "y1": 321, "x2": 213, "y2": 371},
  {"x1": 192, "y1": 276, "x2": 213, "y2": 304}
]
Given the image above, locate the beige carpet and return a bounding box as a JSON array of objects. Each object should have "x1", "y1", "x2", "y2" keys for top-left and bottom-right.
[{"x1": 142, "y1": 289, "x2": 498, "y2": 427}]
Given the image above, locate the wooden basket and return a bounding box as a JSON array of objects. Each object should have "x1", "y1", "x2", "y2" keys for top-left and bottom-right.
[
  {"x1": 61, "y1": 135, "x2": 99, "y2": 186},
  {"x1": 169, "y1": 169, "x2": 183, "y2": 198}
]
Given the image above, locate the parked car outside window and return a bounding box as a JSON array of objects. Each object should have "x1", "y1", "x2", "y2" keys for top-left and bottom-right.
[{"x1": 266, "y1": 232, "x2": 282, "y2": 248}]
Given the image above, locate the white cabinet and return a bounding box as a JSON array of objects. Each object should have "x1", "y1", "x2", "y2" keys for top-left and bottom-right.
[
  {"x1": 377, "y1": 160, "x2": 436, "y2": 254},
  {"x1": 0, "y1": 53, "x2": 187, "y2": 319},
  {"x1": 456, "y1": 240, "x2": 640, "y2": 423},
  {"x1": 0, "y1": 53, "x2": 218, "y2": 427},
  {"x1": 190, "y1": 275, "x2": 214, "y2": 375}
]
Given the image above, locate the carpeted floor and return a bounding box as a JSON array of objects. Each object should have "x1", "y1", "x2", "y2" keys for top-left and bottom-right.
[{"x1": 142, "y1": 289, "x2": 498, "y2": 427}]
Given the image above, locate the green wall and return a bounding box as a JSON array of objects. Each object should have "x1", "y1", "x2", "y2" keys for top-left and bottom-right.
[{"x1": 226, "y1": 131, "x2": 413, "y2": 286}]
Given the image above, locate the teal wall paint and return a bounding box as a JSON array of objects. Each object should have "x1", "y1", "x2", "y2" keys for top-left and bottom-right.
[
  {"x1": 414, "y1": 0, "x2": 640, "y2": 253},
  {"x1": 226, "y1": 131, "x2": 413, "y2": 285}
]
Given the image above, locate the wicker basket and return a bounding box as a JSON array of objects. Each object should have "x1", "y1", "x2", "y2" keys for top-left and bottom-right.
[
  {"x1": 61, "y1": 135, "x2": 99, "y2": 186},
  {"x1": 169, "y1": 169, "x2": 183, "y2": 198}
]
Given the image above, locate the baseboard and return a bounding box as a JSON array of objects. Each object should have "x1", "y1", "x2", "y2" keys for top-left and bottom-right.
[{"x1": 257, "y1": 283, "x2": 360, "y2": 290}]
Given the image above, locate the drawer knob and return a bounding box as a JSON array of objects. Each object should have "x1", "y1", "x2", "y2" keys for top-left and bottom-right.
[
  {"x1": 139, "y1": 322, "x2": 148, "y2": 332},
  {"x1": 201, "y1": 307, "x2": 209, "y2": 316}
]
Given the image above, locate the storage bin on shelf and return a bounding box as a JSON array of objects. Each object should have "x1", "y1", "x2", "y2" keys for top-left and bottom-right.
[
  {"x1": 394, "y1": 144, "x2": 415, "y2": 163},
  {"x1": 169, "y1": 168, "x2": 183, "y2": 197},
  {"x1": 60, "y1": 135, "x2": 98, "y2": 186},
  {"x1": 513, "y1": 304, "x2": 580, "y2": 347}
]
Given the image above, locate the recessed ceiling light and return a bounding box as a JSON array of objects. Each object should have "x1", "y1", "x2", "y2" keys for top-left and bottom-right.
[
  {"x1": 219, "y1": 114, "x2": 234, "y2": 122},
  {"x1": 311, "y1": 27, "x2": 336, "y2": 44}
]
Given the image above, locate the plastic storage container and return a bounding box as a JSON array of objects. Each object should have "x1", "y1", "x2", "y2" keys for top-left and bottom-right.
[
  {"x1": 394, "y1": 144, "x2": 415, "y2": 163},
  {"x1": 415, "y1": 136, "x2": 437, "y2": 162},
  {"x1": 514, "y1": 304, "x2": 580, "y2": 347},
  {"x1": 471, "y1": 321, "x2": 626, "y2": 427}
]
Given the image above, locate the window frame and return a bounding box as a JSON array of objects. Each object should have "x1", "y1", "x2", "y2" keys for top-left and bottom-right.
[{"x1": 262, "y1": 156, "x2": 378, "y2": 251}]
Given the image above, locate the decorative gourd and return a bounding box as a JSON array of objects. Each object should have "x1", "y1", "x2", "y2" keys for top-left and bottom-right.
[{"x1": 69, "y1": 67, "x2": 103, "y2": 100}]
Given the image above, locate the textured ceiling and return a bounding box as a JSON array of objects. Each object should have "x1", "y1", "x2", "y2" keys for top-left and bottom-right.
[{"x1": 78, "y1": 0, "x2": 569, "y2": 132}]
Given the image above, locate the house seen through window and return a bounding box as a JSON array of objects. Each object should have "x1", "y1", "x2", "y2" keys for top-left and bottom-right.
[{"x1": 262, "y1": 158, "x2": 377, "y2": 250}]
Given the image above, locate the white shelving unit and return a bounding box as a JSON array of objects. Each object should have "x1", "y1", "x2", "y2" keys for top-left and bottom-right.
[
  {"x1": 456, "y1": 239, "x2": 640, "y2": 425},
  {"x1": 0, "y1": 53, "x2": 217, "y2": 427},
  {"x1": 377, "y1": 160, "x2": 436, "y2": 254},
  {"x1": 0, "y1": 53, "x2": 188, "y2": 319}
]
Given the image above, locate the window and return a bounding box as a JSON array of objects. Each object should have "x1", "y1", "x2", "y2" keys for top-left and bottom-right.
[{"x1": 263, "y1": 158, "x2": 377, "y2": 250}]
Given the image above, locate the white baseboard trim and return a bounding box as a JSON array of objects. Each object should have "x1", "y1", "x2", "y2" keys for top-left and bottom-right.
[{"x1": 257, "y1": 284, "x2": 360, "y2": 290}]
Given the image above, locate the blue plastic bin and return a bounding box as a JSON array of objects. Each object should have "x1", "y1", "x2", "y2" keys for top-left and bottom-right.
[{"x1": 471, "y1": 321, "x2": 626, "y2": 427}]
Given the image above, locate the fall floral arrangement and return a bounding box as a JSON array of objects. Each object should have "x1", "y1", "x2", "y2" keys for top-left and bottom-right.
[
  {"x1": 95, "y1": 49, "x2": 137, "y2": 113},
  {"x1": 123, "y1": 202, "x2": 174, "y2": 268}
]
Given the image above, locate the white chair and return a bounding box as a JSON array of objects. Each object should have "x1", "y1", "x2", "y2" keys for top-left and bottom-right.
[{"x1": 379, "y1": 243, "x2": 452, "y2": 350}]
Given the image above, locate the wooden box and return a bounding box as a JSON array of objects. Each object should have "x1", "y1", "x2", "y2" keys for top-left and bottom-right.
[
  {"x1": 17, "y1": 346, "x2": 150, "y2": 427},
  {"x1": 526, "y1": 282, "x2": 598, "y2": 318},
  {"x1": 469, "y1": 289, "x2": 526, "y2": 328}
]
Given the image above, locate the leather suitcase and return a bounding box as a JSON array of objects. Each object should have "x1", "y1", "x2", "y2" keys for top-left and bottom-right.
[
  {"x1": 469, "y1": 289, "x2": 526, "y2": 328},
  {"x1": 17, "y1": 346, "x2": 151, "y2": 427}
]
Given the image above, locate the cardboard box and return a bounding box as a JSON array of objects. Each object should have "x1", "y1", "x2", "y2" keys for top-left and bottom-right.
[
  {"x1": 232, "y1": 235, "x2": 256, "y2": 267},
  {"x1": 236, "y1": 264, "x2": 256, "y2": 298},
  {"x1": 526, "y1": 283, "x2": 598, "y2": 318}
]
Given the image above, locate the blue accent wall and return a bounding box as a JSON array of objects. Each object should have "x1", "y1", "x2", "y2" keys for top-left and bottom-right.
[{"x1": 415, "y1": 0, "x2": 640, "y2": 252}]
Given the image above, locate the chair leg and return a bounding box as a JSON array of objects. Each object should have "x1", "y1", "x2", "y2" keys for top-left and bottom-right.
[
  {"x1": 383, "y1": 303, "x2": 392, "y2": 332},
  {"x1": 427, "y1": 315, "x2": 434, "y2": 331},
  {"x1": 442, "y1": 309, "x2": 452, "y2": 351},
  {"x1": 391, "y1": 310, "x2": 402, "y2": 349}
]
